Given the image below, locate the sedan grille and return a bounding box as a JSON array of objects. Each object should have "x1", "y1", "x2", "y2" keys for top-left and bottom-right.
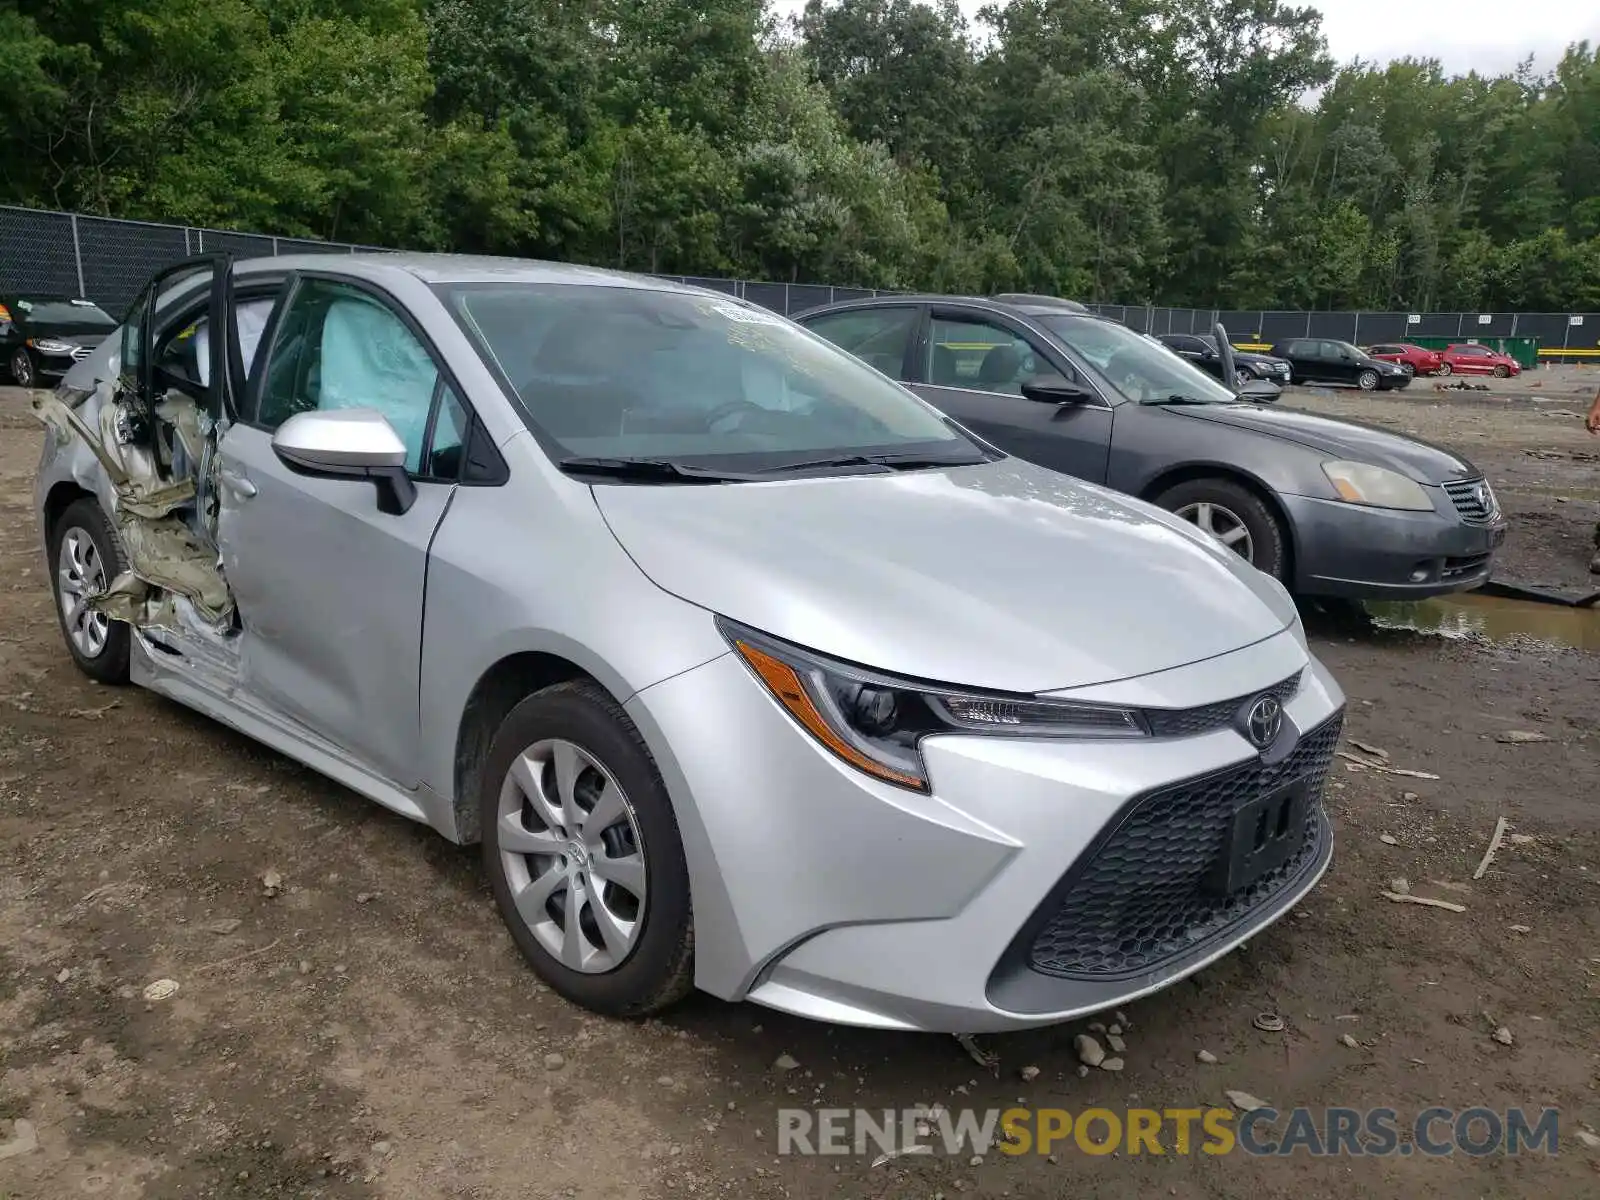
[
  {"x1": 1025, "y1": 714, "x2": 1341, "y2": 980},
  {"x1": 69, "y1": 345, "x2": 92, "y2": 362},
  {"x1": 1143, "y1": 671, "x2": 1302, "y2": 739},
  {"x1": 1442, "y1": 477, "x2": 1499, "y2": 525}
]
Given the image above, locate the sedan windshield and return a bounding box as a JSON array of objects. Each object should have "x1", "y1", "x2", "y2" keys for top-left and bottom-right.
[
  {"x1": 438, "y1": 283, "x2": 983, "y2": 472},
  {"x1": 15, "y1": 298, "x2": 116, "y2": 326},
  {"x1": 1037, "y1": 314, "x2": 1240, "y2": 405}
]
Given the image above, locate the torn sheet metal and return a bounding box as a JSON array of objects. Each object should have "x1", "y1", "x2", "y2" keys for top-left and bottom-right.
[{"x1": 32, "y1": 384, "x2": 235, "y2": 629}]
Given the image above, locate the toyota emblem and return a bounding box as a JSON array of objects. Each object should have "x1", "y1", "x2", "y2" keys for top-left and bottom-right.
[{"x1": 1245, "y1": 695, "x2": 1283, "y2": 748}]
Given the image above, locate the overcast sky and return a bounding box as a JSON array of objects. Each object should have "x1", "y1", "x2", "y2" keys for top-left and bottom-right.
[{"x1": 775, "y1": 1, "x2": 1597, "y2": 79}]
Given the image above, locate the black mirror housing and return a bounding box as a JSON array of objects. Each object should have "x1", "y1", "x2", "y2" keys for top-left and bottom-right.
[{"x1": 1020, "y1": 376, "x2": 1093, "y2": 405}]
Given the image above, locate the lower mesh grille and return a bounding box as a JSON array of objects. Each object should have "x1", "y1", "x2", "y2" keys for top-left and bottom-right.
[{"x1": 1026, "y1": 714, "x2": 1342, "y2": 980}]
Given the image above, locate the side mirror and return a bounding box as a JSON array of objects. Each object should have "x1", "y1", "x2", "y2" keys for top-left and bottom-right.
[
  {"x1": 271, "y1": 407, "x2": 417, "y2": 515},
  {"x1": 1236, "y1": 378, "x2": 1281, "y2": 403},
  {"x1": 1020, "y1": 375, "x2": 1093, "y2": 405}
]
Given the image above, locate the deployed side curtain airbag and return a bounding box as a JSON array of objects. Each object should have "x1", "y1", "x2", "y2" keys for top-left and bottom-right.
[{"x1": 317, "y1": 297, "x2": 437, "y2": 471}]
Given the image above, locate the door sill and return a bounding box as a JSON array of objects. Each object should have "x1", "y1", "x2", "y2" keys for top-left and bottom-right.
[{"x1": 131, "y1": 640, "x2": 439, "y2": 831}]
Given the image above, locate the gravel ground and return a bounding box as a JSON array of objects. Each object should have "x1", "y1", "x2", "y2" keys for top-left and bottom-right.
[{"x1": 2, "y1": 381, "x2": 1598, "y2": 1199}]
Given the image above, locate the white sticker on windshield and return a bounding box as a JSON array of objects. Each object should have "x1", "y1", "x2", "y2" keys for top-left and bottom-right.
[{"x1": 709, "y1": 301, "x2": 785, "y2": 326}]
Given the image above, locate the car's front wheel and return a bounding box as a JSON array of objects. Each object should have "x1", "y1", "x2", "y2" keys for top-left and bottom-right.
[
  {"x1": 9, "y1": 348, "x2": 36, "y2": 389},
  {"x1": 48, "y1": 497, "x2": 131, "y2": 684},
  {"x1": 1155, "y1": 478, "x2": 1288, "y2": 580},
  {"x1": 482, "y1": 680, "x2": 694, "y2": 1018},
  {"x1": 1357, "y1": 369, "x2": 1380, "y2": 390},
  {"x1": 1493, "y1": 364, "x2": 1510, "y2": 378}
]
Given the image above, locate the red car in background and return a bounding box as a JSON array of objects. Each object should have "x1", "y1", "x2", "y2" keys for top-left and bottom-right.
[
  {"x1": 1438, "y1": 343, "x2": 1521, "y2": 377},
  {"x1": 1367, "y1": 342, "x2": 1443, "y2": 377}
]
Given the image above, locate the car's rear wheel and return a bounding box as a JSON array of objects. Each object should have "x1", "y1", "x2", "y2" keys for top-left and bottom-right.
[
  {"x1": 481, "y1": 679, "x2": 693, "y2": 1017},
  {"x1": 1437, "y1": 361, "x2": 1452, "y2": 376},
  {"x1": 9, "y1": 348, "x2": 36, "y2": 389},
  {"x1": 1357, "y1": 369, "x2": 1380, "y2": 391},
  {"x1": 1493, "y1": 364, "x2": 1509, "y2": 378},
  {"x1": 48, "y1": 497, "x2": 130, "y2": 684},
  {"x1": 1156, "y1": 478, "x2": 1288, "y2": 580}
]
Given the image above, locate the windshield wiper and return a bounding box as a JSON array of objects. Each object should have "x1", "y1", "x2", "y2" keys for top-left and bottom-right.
[
  {"x1": 756, "y1": 451, "x2": 991, "y2": 475},
  {"x1": 1144, "y1": 394, "x2": 1219, "y2": 406},
  {"x1": 557, "y1": 456, "x2": 762, "y2": 483}
]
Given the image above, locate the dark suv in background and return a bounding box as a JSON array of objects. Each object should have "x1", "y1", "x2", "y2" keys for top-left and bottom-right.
[
  {"x1": 1268, "y1": 337, "x2": 1411, "y2": 391},
  {"x1": 1, "y1": 294, "x2": 119, "y2": 388}
]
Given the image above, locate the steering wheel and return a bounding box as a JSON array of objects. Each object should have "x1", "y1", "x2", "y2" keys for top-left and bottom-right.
[
  {"x1": 702, "y1": 399, "x2": 770, "y2": 432},
  {"x1": 1100, "y1": 350, "x2": 1153, "y2": 401}
]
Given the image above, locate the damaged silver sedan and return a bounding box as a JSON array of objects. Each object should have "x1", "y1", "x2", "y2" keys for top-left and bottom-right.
[{"x1": 33, "y1": 253, "x2": 1342, "y2": 1032}]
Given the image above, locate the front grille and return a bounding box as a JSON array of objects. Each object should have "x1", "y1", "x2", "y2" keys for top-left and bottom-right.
[
  {"x1": 1144, "y1": 670, "x2": 1302, "y2": 739},
  {"x1": 69, "y1": 345, "x2": 92, "y2": 361},
  {"x1": 1442, "y1": 477, "x2": 1499, "y2": 525},
  {"x1": 1026, "y1": 714, "x2": 1342, "y2": 979}
]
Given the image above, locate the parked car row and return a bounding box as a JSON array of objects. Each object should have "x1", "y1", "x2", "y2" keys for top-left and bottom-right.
[
  {"x1": 1365, "y1": 341, "x2": 1522, "y2": 378},
  {"x1": 28, "y1": 255, "x2": 1503, "y2": 1038}
]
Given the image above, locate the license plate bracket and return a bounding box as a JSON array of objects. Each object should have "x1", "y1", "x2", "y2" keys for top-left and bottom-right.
[{"x1": 1209, "y1": 781, "x2": 1310, "y2": 895}]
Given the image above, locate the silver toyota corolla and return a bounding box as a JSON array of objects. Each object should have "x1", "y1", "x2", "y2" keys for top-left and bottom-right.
[{"x1": 33, "y1": 253, "x2": 1345, "y2": 1033}]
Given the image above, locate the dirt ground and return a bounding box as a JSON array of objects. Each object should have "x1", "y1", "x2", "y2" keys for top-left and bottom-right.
[{"x1": 1, "y1": 380, "x2": 1598, "y2": 1200}]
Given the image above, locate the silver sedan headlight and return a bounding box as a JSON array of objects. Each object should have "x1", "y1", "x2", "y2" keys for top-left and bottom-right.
[
  {"x1": 720, "y1": 619, "x2": 1148, "y2": 792},
  {"x1": 1321, "y1": 460, "x2": 1434, "y2": 511}
]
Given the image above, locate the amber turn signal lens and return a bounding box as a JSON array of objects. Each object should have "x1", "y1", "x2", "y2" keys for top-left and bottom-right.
[{"x1": 732, "y1": 639, "x2": 927, "y2": 791}]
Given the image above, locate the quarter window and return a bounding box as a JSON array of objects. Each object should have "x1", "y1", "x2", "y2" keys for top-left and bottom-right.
[{"x1": 257, "y1": 279, "x2": 448, "y2": 477}]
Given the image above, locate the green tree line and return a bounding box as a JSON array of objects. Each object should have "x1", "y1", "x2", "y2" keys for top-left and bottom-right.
[{"x1": 2, "y1": 0, "x2": 1596, "y2": 310}]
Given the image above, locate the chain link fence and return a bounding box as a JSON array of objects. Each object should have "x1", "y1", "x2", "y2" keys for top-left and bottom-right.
[{"x1": 4, "y1": 203, "x2": 1597, "y2": 359}]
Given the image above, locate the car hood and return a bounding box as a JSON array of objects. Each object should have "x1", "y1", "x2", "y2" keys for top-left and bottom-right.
[
  {"x1": 1234, "y1": 350, "x2": 1287, "y2": 366},
  {"x1": 1169, "y1": 403, "x2": 1476, "y2": 482},
  {"x1": 30, "y1": 325, "x2": 109, "y2": 345},
  {"x1": 593, "y1": 459, "x2": 1297, "y2": 694}
]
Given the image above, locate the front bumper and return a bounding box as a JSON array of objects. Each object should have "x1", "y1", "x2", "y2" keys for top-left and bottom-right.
[
  {"x1": 627, "y1": 627, "x2": 1344, "y2": 1033},
  {"x1": 1283, "y1": 490, "x2": 1506, "y2": 599}
]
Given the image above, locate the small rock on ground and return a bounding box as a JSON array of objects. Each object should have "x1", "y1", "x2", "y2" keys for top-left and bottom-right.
[
  {"x1": 1073, "y1": 1035, "x2": 1105, "y2": 1068},
  {"x1": 1493, "y1": 1026, "x2": 1514, "y2": 1046},
  {"x1": 1196, "y1": 1050, "x2": 1218, "y2": 1064}
]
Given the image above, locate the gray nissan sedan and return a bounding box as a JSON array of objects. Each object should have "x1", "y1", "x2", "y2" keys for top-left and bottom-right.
[
  {"x1": 799, "y1": 295, "x2": 1507, "y2": 598},
  {"x1": 35, "y1": 253, "x2": 1345, "y2": 1034}
]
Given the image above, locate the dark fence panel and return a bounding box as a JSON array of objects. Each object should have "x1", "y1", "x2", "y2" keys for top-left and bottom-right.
[
  {"x1": 787, "y1": 284, "x2": 831, "y2": 314},
  {"x1": 195, "y1": 230, "x2": 279, "y2": 260},
  {"x1": 76, "y1": 216, "x2": 189, "y2": 316},
  {"x1": 1306, "y1": 312, "x2": 1358, "y2": 342},
  {"x1": 4, "y1": 203, "x2": 1596, "y2": 359},
  {"x1": 742, "y1": 282, "x2": 788, "y2": 313},
  {"x1": 0, "y1": 207, "x2": 79, "y2": 297}
]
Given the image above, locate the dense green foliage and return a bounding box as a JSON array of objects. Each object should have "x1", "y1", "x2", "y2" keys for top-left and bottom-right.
[{"x1": 1, "y1": 0, "x2": 1596, "y2": 308}]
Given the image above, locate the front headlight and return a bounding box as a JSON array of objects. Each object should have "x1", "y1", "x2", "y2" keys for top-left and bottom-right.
[
  {"x1": 30, "y1": 338, "x2": 76, "y2": 354},
  {"x1": 720, "y1": 619, "x2": 1148, "y2": 792},
  {"x1": 1321, "y1": 460, "x2": 1433, "y2": 511}
]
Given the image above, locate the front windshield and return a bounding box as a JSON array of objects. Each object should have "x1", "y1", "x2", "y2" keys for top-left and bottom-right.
[
  {"x1": 438, "y1": 283, "x2": 978, "y2": 467},
  {"x1": 1038, "y1": 315, "x2": 1240, "y2": 405},
  {"x1": 16, "y1": 298, "x2": 116, "y2": 327}
]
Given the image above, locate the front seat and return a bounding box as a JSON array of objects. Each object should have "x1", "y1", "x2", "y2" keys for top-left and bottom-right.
[{"x1": 977, "y1": 344, "x2": 1023, "y2": 390}]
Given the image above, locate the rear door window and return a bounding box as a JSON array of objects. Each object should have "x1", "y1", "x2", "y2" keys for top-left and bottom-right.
[{"x1": 803, "y1": 307, "x2": 918, "y2": 379}]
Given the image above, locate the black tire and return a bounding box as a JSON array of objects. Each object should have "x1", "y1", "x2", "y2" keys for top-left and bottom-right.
[
  {"x1": 47, "y1": 497, "x2": 131, "y2": 684},
  {"x1": 481, "y1": 679, "x2": 694, "y2": 1017},
  {"x1": 1155, "y1": 477, "x2": 1289, "y2": 580},
  {"x1": 1357, "y1": 369, "x2": 1379, "y2": 391},
  {"x1": 1437, "y1": 361, "x2": 1452, "y2": 376},
  {"x1": 1493, "y1": 363, "x2": 1509, "y2": 378},
  {"x1": 9, "y1": 347, "x2": 36, "y2": 388},
  {"x1": 1400, "y1": 362, "x2": 1415, "y2": 377}
]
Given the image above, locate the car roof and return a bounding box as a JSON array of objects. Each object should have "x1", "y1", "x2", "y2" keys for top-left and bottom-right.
[
  {"x1": 793, "y1": 292, "x2": 1115, "y2": 324},
  {"x1": 232, "y1": 252, "x2": 724, "y2": 297}
]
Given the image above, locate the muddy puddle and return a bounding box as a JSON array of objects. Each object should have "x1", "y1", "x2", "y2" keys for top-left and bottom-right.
[{"x1": 1364, "y1": 592, "x2": 1600, "y2": 650}]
